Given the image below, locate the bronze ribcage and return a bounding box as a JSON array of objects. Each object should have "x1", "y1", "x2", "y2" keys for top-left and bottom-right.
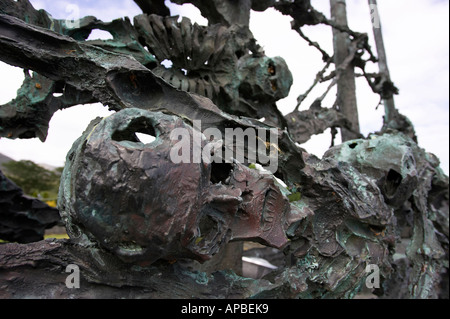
[{"x1": 134, "y1": 14, "x2": 240, "y2": 101}]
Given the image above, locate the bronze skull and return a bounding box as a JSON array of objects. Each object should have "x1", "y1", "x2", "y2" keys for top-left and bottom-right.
[{"x1": 59, "y1": 108, "x2": 299, "y2": 265}]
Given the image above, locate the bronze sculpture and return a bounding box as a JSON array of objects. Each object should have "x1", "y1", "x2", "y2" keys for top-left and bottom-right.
[{"x1": 0, "y1": 0, "x2": 448, "y2": 299}]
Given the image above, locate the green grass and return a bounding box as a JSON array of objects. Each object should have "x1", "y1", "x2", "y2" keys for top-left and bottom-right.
[{"x1": 44, "y1": 233, "x2": 69, "y2": 240}]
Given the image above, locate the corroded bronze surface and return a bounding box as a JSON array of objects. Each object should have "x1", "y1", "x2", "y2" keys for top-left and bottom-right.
[
  {"x1": 0, "y1": 0, "x2": 448, "y2": 299},
  {"x1": 59, "y1": 108, "x2": 301, "y2": 264}
]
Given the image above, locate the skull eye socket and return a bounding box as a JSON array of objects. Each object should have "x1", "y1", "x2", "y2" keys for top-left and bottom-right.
[
  {"x1": 193, "y1": 209, "x2": 231, "y2": 257},
  {"x1": 210, "y1": 162, "x2": 233, "y2": 184},
  {"x1": 384, "y1": 169, "x2": 402, "y2": 197},
  {"x1": 112, "y1": 117, "x2": 157, "y2": 144},
  {"x1": 199, "y1": 214, "x2": 218, "y2": 238},
  {"x1": 268, "y1": 62, "x2": 276, "y2": 76},
  {"x1": 268, "y1": 62, "x2": 277, "y2": 92}
]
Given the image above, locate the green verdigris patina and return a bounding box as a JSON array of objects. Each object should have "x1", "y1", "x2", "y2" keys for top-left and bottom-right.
[
  {"x1": 0, "y1": 0, "x2": 448, "y2": 299},
  {"x1": 324, "y1": 132, "x2": 449, "y2": 298}
]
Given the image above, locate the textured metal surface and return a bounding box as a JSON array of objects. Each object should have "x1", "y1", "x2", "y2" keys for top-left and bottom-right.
[
  {"x1": 0, "y1": 0, "x2": 448, "y2": 299},
  {"x1": 59, "y1": 108, "x2": 299, "y2": 264}
]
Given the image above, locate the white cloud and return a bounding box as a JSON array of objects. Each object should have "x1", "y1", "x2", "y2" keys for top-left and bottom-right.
[
  {"x1": 0, "y1": 63, "x2": 24, "y2": 104},
  {"x1": 165, "y1": 0, "x2": 208, "y2": 25},
  {"x1": 30, "y1": 0, "x2": 142, "y2": 21}
]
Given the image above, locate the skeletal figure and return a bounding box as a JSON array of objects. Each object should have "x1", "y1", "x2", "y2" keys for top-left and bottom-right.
[
  {"x1": 59, "y1": 108, "x2": 305, "y2": 264},
  {"x1": 133, "y1": 14, "x2": 293, "y2": 128}
]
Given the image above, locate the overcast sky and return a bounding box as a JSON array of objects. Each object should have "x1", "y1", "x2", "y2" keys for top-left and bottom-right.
[{"x1": 0, "y1": 0, "x2": 448, "y2": 175}]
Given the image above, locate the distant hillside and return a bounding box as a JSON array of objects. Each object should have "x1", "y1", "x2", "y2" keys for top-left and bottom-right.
[
  {"x1": 38, "y1": 163, "x2": 59, "y2": 171},
  {"x1": 0, "y1": 153, "x2": 61, "y2": 172},
  {"x1": 0, "y1": 156, "x2": 62, "y2": 200},
  {"x1": 0, "y1": 152, "x2": 14, "y2": 170}
]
